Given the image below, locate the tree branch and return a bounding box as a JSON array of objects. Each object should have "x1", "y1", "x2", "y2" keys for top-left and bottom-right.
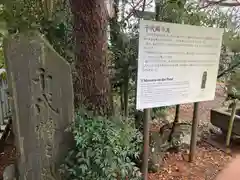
[
  {"x1": 202, "y1": 0, "x2": 240, "y2": 7},
  {"x1": 120, "y1": 0, "x2": 153, "y2": 23},
  {"x1": 121, "y1": 0, "x2": 144, "y2": 23},
  {"x1": 217, "y1": 61, "x2": 240, "y2": 78},
  {"x1": 142, "y1": 0, "x2": 147, "y2": 12}
]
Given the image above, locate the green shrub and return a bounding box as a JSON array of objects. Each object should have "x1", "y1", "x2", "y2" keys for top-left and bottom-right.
[
  {"x1": 152, "y1": 107, "x2": 168, "y2": 119},
  {"x1": 61, "y1": 109, "x2": 143, "y2": 180}
]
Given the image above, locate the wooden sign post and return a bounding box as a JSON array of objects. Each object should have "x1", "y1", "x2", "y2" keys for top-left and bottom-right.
[
  {"x1": 189, "y1": 102, "x2": 200, "y2": 162},
  {"x1": 136, "y1": 16, "x2": 223, "y2": 180},
  {"x1": 142, "y1": 2, "x2": 161, "y2": 179},
  {"x1": 142, "y1": 109, "x2": 151, "y2": 180}
]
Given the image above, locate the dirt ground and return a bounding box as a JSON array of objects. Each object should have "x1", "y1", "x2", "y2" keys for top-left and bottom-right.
[
  {"x1": 169, "y1": 83, "x2": 226, "y2": 124},
  {"x1": 0, "y1": 83, "x2": 236, "y2": 180},
  {"x1": 149, "y1": 83, "x2": 236, "y2": 180},
  {"x1": 149, "y1": 141, "x2": 232, "y2": 180}
]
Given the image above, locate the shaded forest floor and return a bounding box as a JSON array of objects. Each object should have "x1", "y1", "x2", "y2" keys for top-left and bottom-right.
[
  {"x1": 149, "y1": 83, "x2": 236, "y2": 180},
  {"x1": 149, "y1": 141, "x2": 232, "y2": 180},
  {"x1": 0, "y1": 83, "x2": 238, "y2": 179}
]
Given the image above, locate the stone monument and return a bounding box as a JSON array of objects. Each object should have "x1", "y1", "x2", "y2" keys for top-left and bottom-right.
[{"x1": 4, "y1": 32, "x2": 74, "y2": 180}]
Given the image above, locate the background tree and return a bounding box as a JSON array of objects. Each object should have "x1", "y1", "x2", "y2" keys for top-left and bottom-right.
[
  {"x1": 2, "y1": 0, "x2": 240, "y2": 178},
  {"x1": 70, "y1": 0, "x2": 111, "y2": 115},
  {"x1": 0, "y1": 0, "x2": 112, "y2": 115}
]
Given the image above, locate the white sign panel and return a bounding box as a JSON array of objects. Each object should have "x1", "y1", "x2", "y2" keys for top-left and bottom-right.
[{"x1": 136, "y1": 20, "x2": 224, "y2": 109}]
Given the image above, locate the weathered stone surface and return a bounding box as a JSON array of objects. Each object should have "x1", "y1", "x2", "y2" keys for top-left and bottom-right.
[
  {"x1": 163, "y1": 122, "x2": 201, "y2": 151},
  {"x1": 148, "y1": 131, "x2": 168, "y2": 172},
  {"x1": 170, "y1": 123, "x2": 193, "y2": 150},
  {"x1": 148, "y1": 122, "x2": 201, "y2": 172},
  {"x1": 3, "y1": 164, "x2": 16, "y2": 180},
  {"x1": 4, "y1": 32, "x2": 74, "y2": 180},
  {"x1": 211, "y1": 107, "x2": 240, "y2": 135}
]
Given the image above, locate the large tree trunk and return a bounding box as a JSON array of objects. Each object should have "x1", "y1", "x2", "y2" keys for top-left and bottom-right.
[{"x1": 70, "y1": 0, "x2": 111, "y2": 115}]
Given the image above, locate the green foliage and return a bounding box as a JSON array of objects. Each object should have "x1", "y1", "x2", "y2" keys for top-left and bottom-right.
[
  {"x1": 223, "y1": 31, "x2": 240, "y2": 53},
  {"x1": 1, "y1": 0, "x2": 43, "y2": 32},
  {"x1": 0, "y1": 0, "x2": 73, "y2": 62},
  {"x1": 0, "y1": 48, "x2": 4, "y2": 68},
  {"x1": 152, "y1": 107, "x2": 168, "y2": 118},
  {"x1": 110, "y1": 0, "x2": 233, "y2": 118},
  {"x1": 61, "y1": 109, "x2": 143, "y2": 180},
  {"x1": 1, "y1": 0, "x2": 61, "y2": 31},
  {"x1": 226, "y1": 57, "x2": 240, "y2": 99},
  {"x1": 0, "y1": 20, "x2": 7, "y2": 37}
]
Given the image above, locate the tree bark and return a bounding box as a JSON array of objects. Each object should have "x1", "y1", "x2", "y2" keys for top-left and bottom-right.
[{"x1": 70, "y1": 0, "x2": 111, "y2": 115}]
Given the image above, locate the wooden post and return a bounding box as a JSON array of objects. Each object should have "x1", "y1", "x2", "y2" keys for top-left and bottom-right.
[
  {"x1": 142, "y1": 108, "x2": 151, "y2": 180},
  {"x1": 226, "y1": 99, "x2": 237, "y2": 147},
  {"x1": 142, "y1": 2, "x2": 161, "y2": 180},
  {"x1": 155, "y1": 2, "x2": 160, "y2": 21},
  {"x1": 175, "y1": 104, "x2": 180, "y2": 122},
  {"x1": 0, "y1": 85, "x2": 4, "y2": 125},
  {"x1": 189, "y1": 102, "x2": 199, "y2": 162},
  {"x1": 168, "y1": 104, "x2": 180, "y2": 142}
]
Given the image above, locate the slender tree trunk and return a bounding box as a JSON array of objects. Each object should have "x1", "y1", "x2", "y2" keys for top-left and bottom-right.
[
  {"x1": 123, "y1": 71, "x2": 129, "y2": 118},
  {"x1": 120, "y1": 84, "x2": 124, "y2": 114},
  {"x1": 70, "y1": 0, "x2": 111, "y2": 115}
]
